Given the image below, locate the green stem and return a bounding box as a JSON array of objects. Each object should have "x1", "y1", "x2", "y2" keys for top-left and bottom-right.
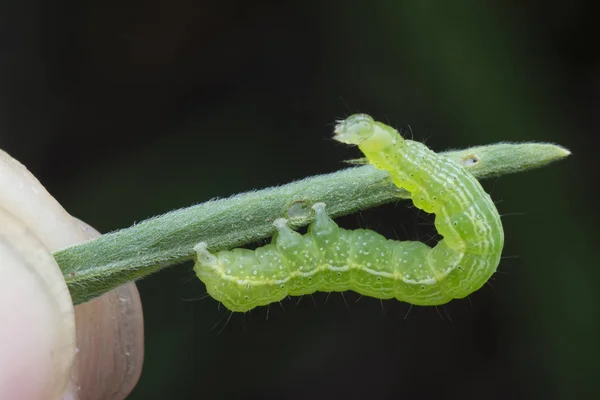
[{"x1": 55, "y1": 142, "x2": 570, "y2": 305}]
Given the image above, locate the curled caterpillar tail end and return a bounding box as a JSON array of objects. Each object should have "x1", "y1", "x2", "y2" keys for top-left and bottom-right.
[{"x1": 193, "y1": 242, "x2": 218, "y2": 266}]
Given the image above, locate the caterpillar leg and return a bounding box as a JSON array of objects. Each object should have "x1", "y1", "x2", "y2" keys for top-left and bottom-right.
[
  {"x1": 308, "y1": 203, "x2": 340, "y2": 246},
  {"x1": 270, "y1": 214, "x2": 323, "y2": 297},
  {"x1": 308, "y1": 203, "x2": 355, "y2": 292}
]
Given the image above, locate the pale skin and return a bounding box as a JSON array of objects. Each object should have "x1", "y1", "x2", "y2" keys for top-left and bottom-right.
[{"x1": 0, "y1": 150, "x2": 144, "y2": 399}]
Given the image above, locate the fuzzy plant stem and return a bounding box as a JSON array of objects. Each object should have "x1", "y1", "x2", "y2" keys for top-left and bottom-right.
[{"x1": 54, "y1": 142, "x2": 570, "y2": 304}]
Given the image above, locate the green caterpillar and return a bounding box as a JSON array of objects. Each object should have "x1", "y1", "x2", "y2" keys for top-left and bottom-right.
[{"x1": 193, "y1": 114, "x2": 504, "y2": 312}]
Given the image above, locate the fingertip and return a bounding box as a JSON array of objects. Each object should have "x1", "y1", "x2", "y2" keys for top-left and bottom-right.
[{"x1": 0, "y1": 208, "x2": 76, "y2": 400}]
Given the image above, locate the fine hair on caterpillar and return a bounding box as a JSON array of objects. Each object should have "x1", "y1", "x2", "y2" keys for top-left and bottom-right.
[{"x1": 194, "y1": 114, "x2": 504, "y2": 312}]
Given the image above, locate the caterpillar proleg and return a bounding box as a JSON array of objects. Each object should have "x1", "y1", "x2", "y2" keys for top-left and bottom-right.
[{"x1": 193, "y1": 114, "x2": 504, "y2": 312}]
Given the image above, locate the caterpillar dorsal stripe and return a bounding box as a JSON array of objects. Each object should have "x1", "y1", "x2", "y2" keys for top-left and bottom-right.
[{"x1": 193, "y1": 114, "x2": 504, "y2": 312}]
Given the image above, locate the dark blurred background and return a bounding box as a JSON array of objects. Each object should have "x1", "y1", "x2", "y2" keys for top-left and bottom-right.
[{"x1": 2, "y1": 1, "x2": 598, "y2": 399}]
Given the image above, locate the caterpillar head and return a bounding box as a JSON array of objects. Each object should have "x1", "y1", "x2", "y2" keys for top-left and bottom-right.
[
  {"x1": 334, "y1": 114, "x2": 375, "y2": 145},
  {"x1": 334, "y1": 114, "x2": 399, "y2": 152}
]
